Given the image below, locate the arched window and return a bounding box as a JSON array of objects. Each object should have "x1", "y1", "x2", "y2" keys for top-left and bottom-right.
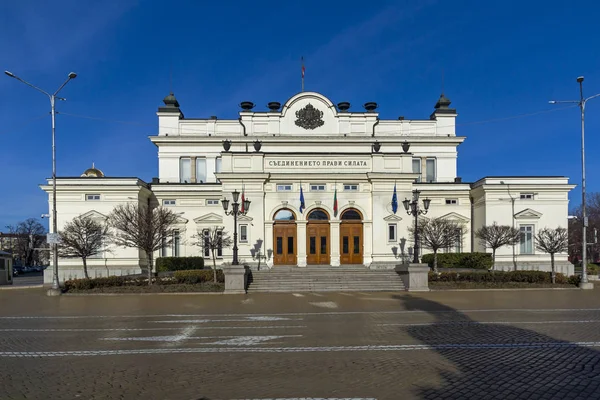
[
  {"x1": 341, "y1": 209, "x2": 362, "y2": 220},
  {"x1": 307, "y1": 209, "x2": 329, "y2": 221},
  {"x1": 274, "y1": 209, "x2": 295, "y2": 221}
]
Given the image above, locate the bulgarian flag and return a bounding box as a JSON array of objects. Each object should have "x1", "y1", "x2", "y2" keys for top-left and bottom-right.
[
  {"x1": 333, "y1": 187, "x2": 338, "y2": 217},
  {"x1": 241, "y1": 185, "x2": 246, "y2": 213}
]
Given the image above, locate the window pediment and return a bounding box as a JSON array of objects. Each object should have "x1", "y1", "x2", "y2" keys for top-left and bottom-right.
[
  {"x1": 193, "y1": 212, "x2": 223, "y2": 224},
  {"x1": 514, "y1": 208, "x2": 543, "y2": 220},
  {"x1": 439, "y1": 212, "x2": 470, "y2": 223}
]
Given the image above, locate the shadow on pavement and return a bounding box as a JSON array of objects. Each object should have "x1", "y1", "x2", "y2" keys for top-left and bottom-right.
[{"x1": 395, "y1": 294, "x2": 600, "y2": 399}]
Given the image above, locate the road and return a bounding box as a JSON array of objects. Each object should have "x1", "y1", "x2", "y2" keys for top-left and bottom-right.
[{"x1": 1, "y1": 288, "x2": 600, "y2": 399}]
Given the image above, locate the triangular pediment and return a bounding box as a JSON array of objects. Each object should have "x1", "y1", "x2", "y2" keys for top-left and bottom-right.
[
  {"x1": 193, "y1": 212, "x2": 223, "y2": 223},
  {"x1": 80, "y1": 210, "x2": 108, "y2": 221},
  {"x1": 175, "y1": 216, "x2": 189, "y2": 224},
  {"x1": 383, "y1": 214, "x2": 403, "y2": 221},
  {"x1": 439, "y1": 212, "x2": 470, "y2": 223},
  {"x1": 237, "y1": 214, "x2": 253, "y2": 222},
  {"x1": 514, "y1": 208, "x2": 543, "y2": 220}
]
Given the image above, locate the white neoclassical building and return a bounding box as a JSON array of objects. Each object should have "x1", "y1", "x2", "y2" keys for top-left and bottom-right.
[{"x1": 41, "y1": 90, "x2": 575, "y2": 283}]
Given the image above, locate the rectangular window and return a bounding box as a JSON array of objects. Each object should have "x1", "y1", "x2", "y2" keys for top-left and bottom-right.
[
  {"x1": 206, "y1": 199, "x2": 220, "y2": 206},
  {"x1": 445, "y1": 199, "x2": 458, "y2": 205},
  {"x1": 287, "y1": 237, "x2": 294, "y2": 254},
  {"x1": 277, "y1": 237, "x2": 283, "y2": 255},
  {"x1": 180, "y1": 158, "x2": 191, "y2": 183},
  {"x1": 310, "y1": 237, "x2": 316, "y2": 254},
  {"x1": 172, "y1": 230, "x2": 180, "y2": 257},
  {"x1": 426, "y1": 158, "x2": 436, "y2": 183},
  {"x1": 161, "y1": 237, "x2": 168, "y2": 257},
  {"x1": 454, "y1": 228, "x2": 463, "y2": 253},
  {"x1": 353, "y1": 236, "x2": 360, "y2": 254},
  {"x1": 388, "y1": 224, "x2": 397, "y2": 242},
  {"x1": 216, "y1": 230, "x2": 223, "y2": 257},
  {"x1": 520, "y1": 225, "x2": 534, "y2": 254},
  {"x1": 239, "y1": 225, "x2": 248, "y2": 243},
  {"x1": 277, "y1": 184, "x2": 293, "y2": 192},
  {"x1": 86, "y1": 194, "x2": 101, "y2": 201},
  {"x1": 310, "y1": 184, "x2": 326, "y2": 191},
  {"x1": 203, "y1": 230, "x2": 210, "y2": 257},
  {"x1": 344, "y1": 184, "x2": 358, "y2": 191},
  {"x1": 215, "y1": 157, "x2": 222, "y2": 173},
  {"x1": 320, "y1": 236, "x2": 327, "y2": 255},
  {"x1": 412, "y1": 158, "x2": 421, "y2": 182},
  {"x1": 163, "y1": 199, "x2": 176, "y2": 206},
  {"x1": 195, "y1": 158, "x2": 207, "y2": 183},
  {"x1": 343, "y1": 236, "x2": 349, "y2": 254},
  {"x1": 520, "y1": 193, "x2": 534, "y2": 200}
]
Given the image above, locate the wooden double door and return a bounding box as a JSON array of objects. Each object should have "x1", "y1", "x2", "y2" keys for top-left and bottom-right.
[
  {"x1": 306, "y1": 223, "x2": 330, "y2": 265},
  {"x1": 340, "y1": 223, "x2": 363, "y2": 264},
  {"x1": 273, "y1": 223, "x2": 297, "y2": 265}
]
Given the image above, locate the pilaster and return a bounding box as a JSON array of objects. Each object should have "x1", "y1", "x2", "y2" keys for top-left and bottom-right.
[
  {"x1": 297, "y1": 221, "x2": 307, "y2": 267},
  {"x1": 330, "y1": 221, "x2": 340, "y2": 266}
]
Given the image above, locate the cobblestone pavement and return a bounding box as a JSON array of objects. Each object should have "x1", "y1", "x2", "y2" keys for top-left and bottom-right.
[{"x1": 2, "y1": 288, "x2": 600, "y2": 399}]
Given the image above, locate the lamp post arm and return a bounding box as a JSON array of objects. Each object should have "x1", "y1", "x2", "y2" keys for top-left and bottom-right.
[
  {"x1": 9, "y1": 74, "x2": 51, "y2": 98},
  {"x1": 53, "y1": 76, "x2": 75, "y2": 97}
]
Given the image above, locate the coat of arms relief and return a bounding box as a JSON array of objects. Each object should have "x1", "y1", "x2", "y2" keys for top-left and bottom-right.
[{"x1": 295, "y1": 103, "x2": 324, "y2": 130}]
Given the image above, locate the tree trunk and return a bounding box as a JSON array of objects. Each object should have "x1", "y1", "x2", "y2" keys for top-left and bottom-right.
[
  {"x1": 212, "y1": 249, "x2": 217, "y2": 283},
  {"x1": 551, "y1": 252, "x2": 556, "y2": 284},
  {"x1": 491, "y1": 249, "x2": 496, "y2": 271},
  {"x1": 147, "y1": 253, "x2": 153, "y2": 285},
  {"x1": 433, "y1": 250, "x2": 438, "y2": 273},
  {"x1": 82, "y1": 257, "x2": 89, "y2": 279}
]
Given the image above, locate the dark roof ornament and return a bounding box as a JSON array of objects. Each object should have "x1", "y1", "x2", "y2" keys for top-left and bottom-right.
[
  {"x1": 432, "y1": 93, "x2": 456, "y2": 117},
  {"x1": 163, "y1": 92, "x2": 180, "y2": 108},
  {"x1": 240, "y1": 101, "x2": 255, "y2": 111},
  {"x1": 295, "y1": 103, "x2": 324, "y2": 130},
  {"x1": 363, "y1": 102, "x2": 378, "y2": 112},
  {"x1": 337, "y1": 102, "x2": 350, "y2": 111},
  {"x1": 267, "y1": 102, "x2": 281, "y2": 112}
]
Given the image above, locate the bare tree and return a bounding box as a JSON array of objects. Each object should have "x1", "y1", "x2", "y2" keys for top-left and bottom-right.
[
  {"x1": 535, "y1": 227, "x2": 569, "y2": 284},
  {"x1": 409, "y1": 217, "x2": 466, "y2": 272},
  {"x1": 109, "y1": 203, "x2": 179, "y2": 285},
  {"x1": 5, "y1": 219, "x2": 46, "y2": 266},
  {"x1": 58, "y1": 215, "x2": 110, "y2": 279},
  {"x1": 194, "y1": 226, "x2": 233, "y2": 283},
  {"x1": 475, "y1": 223, "x2": 521, "y2": 271}
]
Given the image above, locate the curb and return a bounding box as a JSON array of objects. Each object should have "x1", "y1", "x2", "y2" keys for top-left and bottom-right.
[
  {"x1": 0, "y1": 285, "x2": 44, "y2": 291},
  {"x1": 429, "y1": 287, "x2": 581, "y2": 292},
  {"x1": 62, "y1": 291, "x2": 232, "y2": 296}
]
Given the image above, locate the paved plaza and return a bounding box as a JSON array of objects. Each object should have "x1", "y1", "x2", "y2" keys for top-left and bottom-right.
[{"x1": 2, "y1": 288, "x2": 600, "y2": 399}]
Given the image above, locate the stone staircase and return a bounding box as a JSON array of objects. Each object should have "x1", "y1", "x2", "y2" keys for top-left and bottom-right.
[{"x1": 247, "y1": 266, "x2": 406, "y2": 292}]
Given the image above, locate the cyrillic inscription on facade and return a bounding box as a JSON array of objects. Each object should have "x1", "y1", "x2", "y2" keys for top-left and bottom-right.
[{"x1": 267, "y1": 159, "x2": 369, "y2": 169}]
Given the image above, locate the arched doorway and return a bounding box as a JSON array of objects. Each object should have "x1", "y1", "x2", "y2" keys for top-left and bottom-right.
[
  {"x1": 306, "y1": 208, "x2": 330, "y2": 265},
  {"x1": 340, "y1": 208, "x2": 363, "y2": 264},
  {"x1": 273, "y1": 209, "x2": 297, "y2": 265}
]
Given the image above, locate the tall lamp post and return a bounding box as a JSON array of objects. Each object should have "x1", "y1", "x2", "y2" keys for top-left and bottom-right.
[
  {"x1": 403, "y1": 189, "x2": 431, "y2": 263},
  {"x1": 4, "y1": 70, "x2": 77, "y2": 296},
  {"x1": 550, "y1": 76, "x2": 600, "y2": 287},
  {"x1": 222, "y1": 190, "x2": 251, "y2": 265}
]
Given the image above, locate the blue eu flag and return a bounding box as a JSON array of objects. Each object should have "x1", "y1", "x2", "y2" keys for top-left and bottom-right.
[
  {"x1": 391, "y1": 183, "x2": 398, "y2": 214},
  {"x1": 299, "y1": 185, "x2": 305, "y2": 213}
]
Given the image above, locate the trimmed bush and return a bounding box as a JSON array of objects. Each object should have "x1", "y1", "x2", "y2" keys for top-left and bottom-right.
[
  {"x1": 421, "y1": 252, "x2": 492, "y2": 270},
  {"x1": 428, "y1": 270, "x2": 575, "y2": 284},
  {"x1": 586, "y1": 264, "x2": 599, "y2": 275},
  {"x1": 156, "y1": 257, "x2": 204, "y2": 272},
  {"x1": 173, "y1": 269, "x2": 224, "y2": 284},
  {"x1": 64, "y1": 276, "x2": 149, "y2": 291}
]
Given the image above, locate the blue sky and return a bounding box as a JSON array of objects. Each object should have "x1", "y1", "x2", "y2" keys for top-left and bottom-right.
[{"x1": 1, "y1": 0, "x2": 599, "y2": 230}]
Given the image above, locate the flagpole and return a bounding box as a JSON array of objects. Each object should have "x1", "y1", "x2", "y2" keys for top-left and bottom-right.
[{"x1": 301, "y1": 57, "x2": 305, "y2": 92}]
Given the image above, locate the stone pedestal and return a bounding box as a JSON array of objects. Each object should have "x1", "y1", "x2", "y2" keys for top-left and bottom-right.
[
  {"x1": 579, "y1": 281, "x2": 595, "y2": 290},
  {"x1": 395, "y1": 263, "x2": 430, "y2": 292},
  {"x1": 222, "y1": 264, "x2": 249, "y2": 294}
]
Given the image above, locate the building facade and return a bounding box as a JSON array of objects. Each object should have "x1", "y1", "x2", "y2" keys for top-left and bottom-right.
[{"x1": 41, "y1": 91, "x2": 575, "y2": 283}]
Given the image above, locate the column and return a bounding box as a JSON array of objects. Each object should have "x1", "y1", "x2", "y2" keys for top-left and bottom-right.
[
  {"x1": 264, "y1": 222, "x2": 274, "y2": 268},
  {"x1": 297, "y1": 221, "x2": 307, "y2": 267},
  {"x1": 364, "y1": 221, "x2": 373, "y2": 267},
  {"x1": 190, "y1": 156, "x2": 197, "y2": 183},
  {"x1": 330, "y1": 221, "x2": 340, "y2": 266}
]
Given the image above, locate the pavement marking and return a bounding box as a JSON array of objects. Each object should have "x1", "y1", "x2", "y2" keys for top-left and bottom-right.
[
  {"x1": 0, "y1": 326, "x2": 307, "y2": 332},
  {"x1": 292, "y1": 293, "x2": 305, "y2": 297},
  {"x1": 338, "y1": 293, "x2": 355, "y2": 297},
  {"x1": 309, "y1": 302, "x2": 338, "y2": 309},
  {"x1": 380, "y1": 320, "x2": 600, "y2": 327},
  {"x1": 153, "y1": 316, "x2": 296, "y2": 323},
  {"x1": 231, "y1": 398, "x2": 377, "y2": 400},
  {"x1": 4, "y1": 341, "x2": 600, "y2": 357},
  {"x1": 311, "y1": 293, "x2": 325, "y2": 297},
  {"x1": 242, "y1": 298, "x2": 255, "y2": 304},
  {"x1": 101, "y1": 335, "x2": 302, "y2": 345},
  {"x1": 5, "y1": 308, "x2": 600, "y2": 320}
]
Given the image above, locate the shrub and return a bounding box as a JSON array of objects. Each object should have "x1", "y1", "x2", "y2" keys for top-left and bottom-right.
[
  {"x1": 428, "y1": 270, "x2": 578, "y2": 285},
  {"x1": 568, "y1": 275, "x2": 582, "y2": 286},
  {"x1": 586, "y1": 264, "x2": 599, "y2": 275},
  {"x1": 173, "y1": 269, "x2": 224, "y2": 284},
  {"x1": 156, "y1": 257, "x2": 204, "y2": 272},
  {"x1": 421, "y1": 252, "x2": 492, "y2": 270}
]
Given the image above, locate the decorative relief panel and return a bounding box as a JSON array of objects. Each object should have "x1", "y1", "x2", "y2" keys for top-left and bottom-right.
[{"x1": 295, "y1": 103, "x2": 324, "y2": 130}]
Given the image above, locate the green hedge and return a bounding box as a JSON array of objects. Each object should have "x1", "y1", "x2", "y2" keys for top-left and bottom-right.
[
  {"x1": 421, "y1": 252, "x2": 492, "y2": 270},
  {"x1": 173, "y1": 269, "x2": 224, "y2": 284},
  {"x1": 156, "y1": 257, "x2": 204, "y2": 272},
  {"x1": 586, "y1": 264, "x2": 599, "y2": 275},
  {"x1": 428, "y1": 270, "x2": 579, "y2": 285}
]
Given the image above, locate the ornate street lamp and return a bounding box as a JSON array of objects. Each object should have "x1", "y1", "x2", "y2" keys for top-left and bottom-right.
[
  {"x1": 403, "y1": 189, "x2": 431, "y2": 263},
  {"x1": 222, "y1": 190, "x2": 251, "y2": 265}
]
